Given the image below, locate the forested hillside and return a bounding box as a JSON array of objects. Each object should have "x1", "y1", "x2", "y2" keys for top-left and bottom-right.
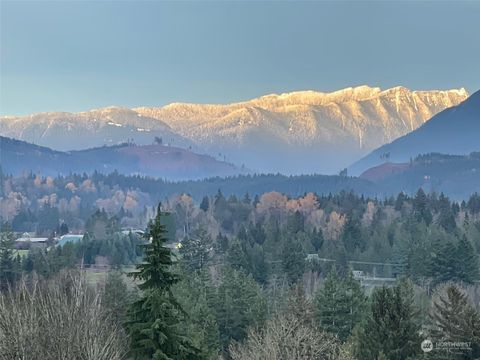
[{"x1": 2, "y1": 183, "x2": 480, "y2": 359}]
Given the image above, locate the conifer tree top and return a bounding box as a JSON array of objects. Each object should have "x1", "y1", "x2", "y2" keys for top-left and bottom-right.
[{"x1": 130, "y1": 204, "x2": 178, "y2": 292}]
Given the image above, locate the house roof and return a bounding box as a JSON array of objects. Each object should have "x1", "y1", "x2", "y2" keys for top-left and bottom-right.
[
  {"x1": 16, "y1": 237, "x2": 48, "y2": 243},
  {"x1": 57, "y1": 234, "x2": 84, "y2": 247},
  {"x1": 120, "y1": 228, "x2": 145, "y2": 236}
]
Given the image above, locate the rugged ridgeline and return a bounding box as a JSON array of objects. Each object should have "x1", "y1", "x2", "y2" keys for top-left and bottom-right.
[
  {"x1": 0, "y1": 136, "x2": 240, "y2": 180},
  {"x1": 1, "y1": 86, "x2": 467, "y2": 174},
  {"x1": 350, "y1": 89, "x2": 480, "y2": 175}
]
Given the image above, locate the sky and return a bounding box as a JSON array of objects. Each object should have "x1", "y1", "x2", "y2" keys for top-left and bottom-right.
[{"x1": 1, "y1": 1, "x2": 479, "y2": 116}]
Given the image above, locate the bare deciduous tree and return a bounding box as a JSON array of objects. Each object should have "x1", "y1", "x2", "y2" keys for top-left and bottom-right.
[
  {"x1": 0, "y1": 271, "x2": 127, "y2": 360},
  {"x1": 229, "y1": 313, "x2": 352, "y2": 360}
]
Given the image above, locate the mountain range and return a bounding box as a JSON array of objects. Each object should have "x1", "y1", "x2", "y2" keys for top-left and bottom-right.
[
  {"x1": 350, "y1": 89, "x2": 480, "y2": 175},
  {"x1": 0, "y1": 86, "x2": 468, "y2": 174},
  {"x1": 1, "y1": 84, "x2": 479, "y2": 199}
]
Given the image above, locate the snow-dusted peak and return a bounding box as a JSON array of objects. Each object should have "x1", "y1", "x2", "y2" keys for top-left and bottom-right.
[
  {"x1": 141, "y1": 85, "x2": 467, "y2": 117},
  {"x1": 456, "y1": 87, "x2": 468, "y2": 96},
  {"x1": 83, "y1": 106, "x2": 129, "y2": 113}
]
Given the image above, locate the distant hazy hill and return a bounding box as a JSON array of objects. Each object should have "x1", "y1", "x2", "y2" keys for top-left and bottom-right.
[
  {"x1": 0, "y1": 136, "x2": 240, "y2": 180},
  {"x1": 366, "y1": 153, "x2": 480, "y2": 199},
  {"x1": 2, "y1": 136, "x2": 480, "y2": 198},
  {"x1": 163, "y1": 152, "x2": 480, "y2": 199},
  {"x1": 350, "y1": 90, "x2": 480, "y2": 175},
  {"x1": 359, "y1": 162, "x2": 409, "y2": 183},
  {"x1": 1, "y1": 86, "x2": 467, "y2": 174}
]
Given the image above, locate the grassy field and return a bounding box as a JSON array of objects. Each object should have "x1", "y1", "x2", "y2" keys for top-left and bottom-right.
[
  {"x1": 84, "y1": 265, "x2": 138, "y2": 288},
  {"x1": 13, "y1": 249, "x2": 29, "y2": 258}
]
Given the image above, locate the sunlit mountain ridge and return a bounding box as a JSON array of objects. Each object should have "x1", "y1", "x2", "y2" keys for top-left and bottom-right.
[{"x1": 1, "y1": 85, "x2": 468, "y2": 174}]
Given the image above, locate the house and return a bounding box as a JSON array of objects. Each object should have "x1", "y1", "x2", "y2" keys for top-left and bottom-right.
[
  {"x1": 57, "y1": 234, "x2": 84, "y2": 247},
  {"x1": 120, "y1": 228, "x2": 145, "y2": 236},
  {"x1": 305, "y1": 253, "x2": 320, "y2": 262},
  {"x1": 352, "y1": 270, "x2": 365, "y2": 280},
  {"x1": 15, "y1": 233, "x2": 49, "y2": 249},
  {"x1": 165, "y1": 242, "x2": 181, "y2": 251}
]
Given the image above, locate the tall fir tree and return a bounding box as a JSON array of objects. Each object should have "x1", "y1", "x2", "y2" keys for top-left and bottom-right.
[
  {"x1": 247, "y1": 243, "x2": 269, "y2": 284},
  {"x1": 199, "y1": 196, "x2": 210, "y2": 212},
  {"x1": 214, "y1": 266, "x2": 266, "y2": 354},
  {"x1": 173, "y1": 267, "x2": 220, "y2": 359},
  {"x1": 413, "y1": 188, "x2": 433, "y2": 226},
  {"x1": 455, "y1": 235, "x2": 480, "y2": 284},
  {"x1": 315, "y1": 268, "x2": 366, "y2": 341},
  {"x1": 287, "y1": 211, "x2": 305, "y2": 234},
  {"x1": 392, "y1": 237, "x2": 410, "y2": 278},
  {"x1": 126, "y1": 205, "x2": 203, "y2": 360},
  {"x1": 467, "y1": 193, "x2": 480, "y2": 214},
  {"x1": 430, "y1": 285, "x2": 480, "y2": 359},
  {"x1": 437, "y1": 193, "x2": 457, "y2": 233},
  {"x1": 395, "y1": 192, "x2": 408, "y2": 211},
  {"x1": 429, "y1": 241, "x2": 458, "y2": 286},
  {"x1": 226, "y1": 239, "x2": 250, "y2": 273},
  {"x1": 311, "y1": 227, "x2": 324, "y2": 252},
  {"x1": 342, "y1": 214, "x2": 365, "y2": 253},
  {"x1": 353, "y1": 281, "x2": 421, "y2": 360},
  {"x1": 430, "y1": 236, "x2": 479, "y2": 287},
  {"x1": 281, "y1": 237, "x2": 305, "y2": 284}
]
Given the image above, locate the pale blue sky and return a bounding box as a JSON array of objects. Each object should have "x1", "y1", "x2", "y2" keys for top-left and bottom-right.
[{"x1": 1, "y1": 1, "x2": 479, "y2": 115}]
